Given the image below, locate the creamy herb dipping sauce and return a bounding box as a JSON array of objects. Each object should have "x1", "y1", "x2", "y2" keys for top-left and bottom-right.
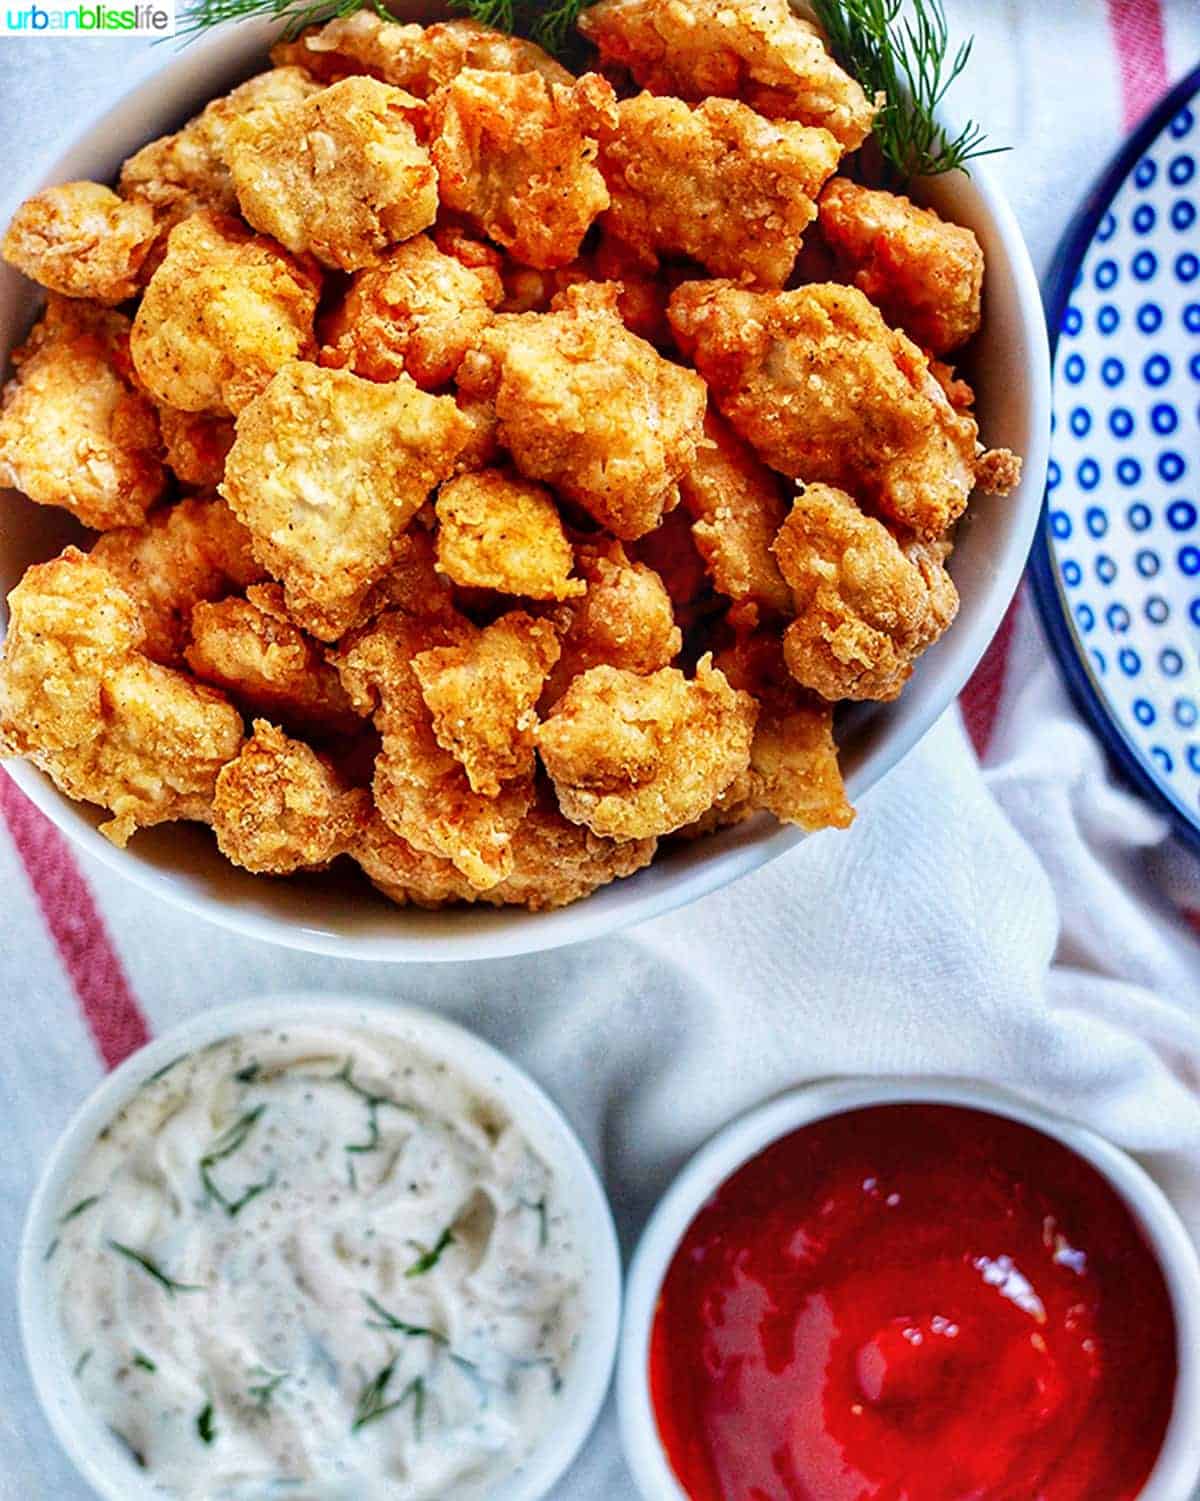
[{"x1": 47, "y1": 1025, "x2": 585, "y2": 1500}]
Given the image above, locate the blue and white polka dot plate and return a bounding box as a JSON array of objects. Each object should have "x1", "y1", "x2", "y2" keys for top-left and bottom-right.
[{"x1": 1031, "y1": 63, "x2": 1200, "y2": 847}]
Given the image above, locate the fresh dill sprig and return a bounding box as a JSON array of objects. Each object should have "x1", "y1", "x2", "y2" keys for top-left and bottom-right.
[
  {"x1": 196, "y1": 1402, "x2": 217, "y2": 1445},
  {"x1": 362, "y1": 1292, "x2": 449, "y2": 1344},
  {"x1": 200, "y1": 1106, "x2": 276, "y2": 1217},
  {"x1": 811, "y1": 0, "x2": 1005, "y2": 181},
  {"x1": 352, "y1": 1358, "x2": 427, "y2": 1436},
  {"x1": 406, "y1": 1227, "x2": 455, "y2": 1278},
  {"x1": 108, "y1": 1240, "x2": 204, "y2": 1298},
  {"x1": 177, "y1": 0, "x2": 392, "y2": 45},
  {"x1": 61, "y1": 1194, "x2": 103, "y2": 1223},
  {"x1": 132, "y1": 1351, "x2": 158, "y2": 1373},
  {"x1": 248, "y1": 1367, "x2": 289, "y2": 1410},
  {"x1": 74, "y1": 1349, "x2": 93, "y2": 1379}
]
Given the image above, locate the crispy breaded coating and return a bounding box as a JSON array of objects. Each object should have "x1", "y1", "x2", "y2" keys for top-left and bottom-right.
[
  {"x1": 818, "y1": 177, "x2": 984, "y2": 355},
  {"x1": 681, "y1": 412, "x2": 791, "y2": 620},
  {"x1": 431, "y1": 220, "x2": 506, "y2": 306},
  {"x1": 212, "y1": 719, "x2": 370, "y2": 874},
  {"x1": 131, "y1": 212, "x2": 320, "y2": 416},
  {"x1": 772, "y1": 483, "x2": 958, "y2": 701},
  {"x1": 668, "y1": 280, "x2": 979, "y2": 538},
  {"x1": 2, "y1": 182, "x2": 157, "y2": 305},
  {"x1": 536, "y1": 655, "x2": 755, "y2": 840},
  {"x1": 544, "y1": 539, "x2": 681, "y2": 705},
  {"x1": 457, "y1": 282, "x2": 707, "y2": 539},
  {"x1": 119, "y1": 68, "x2": 322, "y2": 235},
  {"x1": 451, "y1": 390, "x2": 502, "y2": 473},
  {"x1": 715, "y1": 630, "x2": 852, "y2": 830},
  {"x1": 90, "y1": 494, "x2": 262, "y2": 665},
  {"x1": 578, "y1": 0, "x2": 876, "y2": 150},
  {"x1": 357, "y1": 525, "x2": 457, "y2": 624},
  {"x1": 434, "y1": 468, "x2": 584, "y2": 601},
  {"x1": 320, "y1": 233, "x2": 494, "y2": 387},
  {"x1": 631, "y1": 508, "x2": 709, "y2": 620},
  {"x1": 225, "y1": 77, "x2": 437, "y2": 273},
  {"x1": 0, "y1": 548, "x2": 243, "y2": 845},
  {"x1": 413, "y1": 610, "x2": 559, "y2": 797},
  {"x1": 335, "y1": 610, "x2": 533, "y2": 889},
  {"x1": 430, "y1": 69, "x2": 617, "y2": 270},
  {"x1": 975, "y1": 445, "x2": 1022, "y2": 496},
  {"x1": 187, "y1": 586, "x2": 362, "y2": 736},
  {"x1": 352, "y1": 811, "x2": 478, "y2": 907},
  {"x1": 0, "y1": 296, "x2": 164, "y2": 530},
  {"x1": 221, "y1": 361, "x2": 469, "y2": 641},
  {"x1": 273, "y1": 13, "x2": 571, "y2": 94},
  {"x1": 598, "y1": 94, "x2": 840, "y2": 288},
  {"x1": 157, "y1": 406, "x2": 236, "y2": 489}
]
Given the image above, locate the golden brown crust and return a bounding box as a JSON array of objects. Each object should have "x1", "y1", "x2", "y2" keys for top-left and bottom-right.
[
  {"x1": 0, "y1": 548, "x2": 244, "y2": 845},
  {"x1": 0, "y1": 296, "x2": 165, "y2": 531},
  {"x1": 429, "y1": 69, "x2": 617, "y2": 271},
  {"x1": 157, "y1": 406, "x2": 236, "y2": 489},
  {"x1": 598, "y1": 94, "x2": 840, "y2": 288},
  {"x1": 578, "y1": 0, "x2": 876, "y2": 149},
  {"x1": 220, "y1": 361, "x2": 469, "y2": 641},
  {"x1": 2, "y1": 183, "x2": 158, "y2": 305},
  {"x1": 668, "y1": 279, "x2": 980, "y2": 539},
  {"x1": 818, "y1": 177, "x2": 984, "y2": 355},
  {"x1": 772, "y1": 483, "x2": 959, "y2": 702},
  {"x1": 90, "y1": 494, "x2": 263, "y2": 665},
  {"x1": 212, "y1": 719, "x2": 370, "y2": 874},
  {"x1": 434, "y1": 468, "x2": 584, "y2": 601},
  {"x1": 536, "y1": 654, "x2": 756, "y2": 840},
  {"x1": 130, "y1": 212, "x2": 321, "y2": 416},
  {"x1": 226, "y1": 77, "x2": 437, "y2": 273},
  {"x1": 457, "y1": 281, "x2": 707, "y2": 540}
]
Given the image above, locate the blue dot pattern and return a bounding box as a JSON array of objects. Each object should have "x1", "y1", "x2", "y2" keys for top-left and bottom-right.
[{"x1": 1049, "y1": 93, "x2": 1200, "y2": 816}]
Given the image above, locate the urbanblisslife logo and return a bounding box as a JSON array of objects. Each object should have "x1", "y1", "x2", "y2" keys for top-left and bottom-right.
[{"x1": 2, "y1": 0, "x2": 173, "y2": 32}]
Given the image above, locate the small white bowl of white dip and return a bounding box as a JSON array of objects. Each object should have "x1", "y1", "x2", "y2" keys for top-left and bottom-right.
[{"x1": 19, "y1": 994, "x2": 621, "y2": 1501}]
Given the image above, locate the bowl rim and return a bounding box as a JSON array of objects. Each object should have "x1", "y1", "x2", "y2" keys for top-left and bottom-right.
[
  {"x1": 616, "y1": 1075, "x2": 1200, "y2": 1501},
  {"x1": 1028, "y1": 61, "x2": 1200, "y2": 855},
  {"x1": 18, "y1": 991, "x2": 623, "y2": 1501},
  {"x1": 0, "y1": 17, "x2": 1052, "y2": 962}
]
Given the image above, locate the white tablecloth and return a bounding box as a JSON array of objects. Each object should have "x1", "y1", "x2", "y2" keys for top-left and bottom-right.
[{"x1": 2, "y1": 3, "x2": 1200, "y2": 1496}]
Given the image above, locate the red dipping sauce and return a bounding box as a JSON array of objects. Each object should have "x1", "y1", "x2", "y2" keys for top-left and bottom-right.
[{"x1": 649, "y1": 1104, "x2": 1177, "y2": 1501}]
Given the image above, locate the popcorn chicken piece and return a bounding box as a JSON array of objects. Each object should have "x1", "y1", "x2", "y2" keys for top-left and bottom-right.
[
  {"x1": 131, "y1": 212, "x2": 320, "y2": 416},
  {"x1": 544, "y1": 539, "x2": 681, "y2": 705},
  {"x1": 187, "y1": 586, "x2": 362, "y2": 736},
  {"x1": 578, "y1": 0, "x2": 876, "y2": 149},
  {"x1": 412, "y1": 610, "x2": 559, "y2": 797},
  {"x1": 212, "y1": 719, "x2": 370, "y2": 874},
  {"x1": 0, "y1": 296, "x2": 164, "y2": 530},
  {"x1": 715, "y1": 629, "x2": 852, "y2": 829},
  {"x1": 90, "y1": 494, "x2": 263, "y2": 665},
  {"x1": 681, "y1": 412, "x2": 792, "y2": 620},
  {"x1": 457, "y1": 282, "x2": 707, "y2": 539},
  {"x1": 630, "y1": 507, "x2": 709, "y2": 621},
  {"x1": 598, "y1": 94, "x2": 840, "y2": 288},
  {"x1": 352, "y1": 810, "x2": 479, "y2": 908},
  {"x1": 357, "y1": 525, "x2": 457, "y2": 624},
  {"x1": 157, "y1": 406, "x2": 236, "y2": 488},
  {"x1": 429, "y1": 69, "x2": 617, "y2": 269},
  {"x1": 334, "y1": 610, "x2": 533, "y2": 889},
  {"x1": 772, "y1": 483, "x2": 958, "y2": 701},
  {"x1": 273, "y1": 14, "x2": 571, "y2": 95},
  {"x1": 434, "y1": 468, "x2": 584, "y2": 601},
  {"x1": 225, "y1": 77, "x2": 437, "y2": 273},
  {"x1": 431, "y1": 219, "x2": 506, "y2": 306},
  {"x1": 320, "y1": 233, "x2": 494, "y2": 386},
  {"x1": 221, "y1": 361, "x2": 469, "y2": 641},
  {"x1": 818, "y1": 177, "x2": 984, "y2": 355},
  {"x1": 2, "y1": 182, "x2": 157, "y2": 305},
  {"x1": 0, "y1": 548, "x2": 243, "y2": 845},
  {"x1": 536, "y1": 655, "x2": 756, "y2": 840},
  {"x1": 119, "y1": 68, "x2": 323, "y2": 234},
  {"x1": 451, "y1": 390, "x2": 502, "y2": 473},
  {"x1": 668, "y1": 280, "x2": 980, "y2": 538}
]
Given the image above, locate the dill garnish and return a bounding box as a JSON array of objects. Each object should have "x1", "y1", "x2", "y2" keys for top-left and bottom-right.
[
  {"x1": 519, "y1": 1196, "x2": 549, "y2": 1250},
  {"x1": 145, "y1": 1054, "x2": 189, "y2": 1085},
  {"x1": 248, "y1": 1368, "x2": 288, "y2": 1410},
  {"x1": 200, "y1": 1106, "x2": 276, "y2": 1217},
  {"x1": 74, "y1": 1349, "x2": 93, "y2": 1379},
  {"x1": 333, "y1": 1060, "x2": 410, "y2": 1156},
  {"x1": 352, "y1": 1358, "x2": 427, "y2": 1436},
  {"x1": 132, "y1": 1351, "x2": 157, "y2": 1373},
  {"x1": 234, "y1": 1062, "x2": 262, "y2": 1084},
  {"x1": 44, "y1": 1238, "x2": 60, "y2": 1264},
  {"x1": 362, "y1": 1293, "x2": 448, "y2": 1344},
  {"x1": 61, "y1": 1194, "x2": 103, "y2": 1223},
  {"x1": 811, "y1": 0, "x2": 1005, "y2": 181},
  {"x1": 406, "y1": 1227, "x2": 454, "y2": 1278},
  {"x1": 196, "y1": 1402, "x2": 217, "y2": 1445},
  {"x1": 108, "y1": 1241, "x2": 204, "y2": 1297}
]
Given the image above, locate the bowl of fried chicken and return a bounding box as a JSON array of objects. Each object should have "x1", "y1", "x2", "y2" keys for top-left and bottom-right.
[{"x1": 0, "y1": 0, "x2": 1049, "y2": 960}]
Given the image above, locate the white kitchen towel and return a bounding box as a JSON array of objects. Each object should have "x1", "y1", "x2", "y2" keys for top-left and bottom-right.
[{"x1": 2, "y1": 3, "x2": 1200, "y2": 1498}]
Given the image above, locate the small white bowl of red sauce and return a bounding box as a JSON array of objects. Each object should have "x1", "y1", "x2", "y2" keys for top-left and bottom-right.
[{"x1": 618, "y1": 1078, "x2": 1200, "y2": 1501}]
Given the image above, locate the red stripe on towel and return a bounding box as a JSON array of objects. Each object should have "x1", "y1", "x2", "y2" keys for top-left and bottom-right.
[
  {"x1": 961, "y1": 590, "x2": 1023, "y2": 759},
  {"x1": 0, "y1": 773, "x2": 149, "y2": 1069},
  {"x1": 1107, "y1": 0, "x2": 1170, "y2": 129}
]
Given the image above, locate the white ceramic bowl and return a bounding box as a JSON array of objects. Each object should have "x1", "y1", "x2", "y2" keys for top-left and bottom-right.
[
  {"x1": 618, "y1": 1077, "x2": 1200, "y2": 1501},
  {"x1": 19, "y1": 992, "x2": 622, "y2": 1501},
  {"x1": 0, "y1": 17, "x2": 1051, "y2": 961}
]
